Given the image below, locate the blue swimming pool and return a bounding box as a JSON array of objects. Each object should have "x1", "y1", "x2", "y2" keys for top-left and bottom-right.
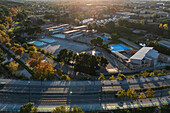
[
  {"x1": 39, "y1": 38, "x2": 57, "y2": 43},
  {"x1": 28, "y1": 41, "x2": 47, "y2": 46},
  {"x1": 101, "y1": 37, "x2": 108, "y2": 41},
  {"x1": 109, "y1": 44, "x2": 130, "y2": 52}
]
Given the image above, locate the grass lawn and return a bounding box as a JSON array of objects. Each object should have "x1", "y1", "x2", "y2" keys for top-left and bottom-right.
[{"x1": 122, "y1": 34, "x2": 145, "y2": 42}]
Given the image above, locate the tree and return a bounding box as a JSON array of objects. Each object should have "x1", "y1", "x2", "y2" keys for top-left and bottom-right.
[
  {"x1": 52, "y1": 105, "x2": 84, "y2": 113},
  {"x1": 20, "y1": 102, "x2": 38, "y2": 113},
  {"x1": 145, "y1": 88, "x2": 155, "y2": 98},
  {"x1": 140, "y1": 19, "x2": 147, "y2": 25},
  {"x1": 91, "y1": 37, "x2": 103, "y2": 46},
  {"x1": 105, "y1": 21, "x2": 115, "y2": 34},
  {"x1": 28, "y1": 53, "x2": 44, "y2": 68},
  {"x1": 109, "y1": 75, "x2": 115, "y2": 80},
  {"x1": 28, "y1": 46, "x2": 37, "y2": 53},
  {"x1": 52, "y1": 105, "x2": 67, "y2": 113},
  {"x1": 157, "y1": 73, "x2": 163, "y2": 77},
  {"x1": 37, "y1": 19, "x2": 45, "y2": 25},
  {"x1": 87, "y1": 24, "x2": 92, "y2": 30},
  {"x1": 141, "y1": 70, "x2": 149, "y2": 78},
  {"x1": 74, "y1": 19, "x2": 80, "y2": 25},
  {"x1": 100, "y1": 56, "x2": 108, "y2": 67},
  {"x1": 72, "y1": 105, "x2": 84, "y2": 113},
  {"x1": 61, "y1": 74, "x2": 71, "y2": 81},
  {"x1": 14, "y1": 47, "x2": 25, "y2": 57},
  {"x1": 111, "y1": 33, "x2": 119, "y2": 41},
  {"x1": 149, "y1": 72, "x2": 155, "y2": 77},
  {"x1": 74, "y1": 52, "x2": 100, "y2": 75},
  {"x1": 138, "y1": 92, "x2": 146, "y2": 99},
  {"x1": 162, "y1": 69, "x2": 167, "y2": 75},
  {"x1": 5, "y1": 61, "x2": 19, "y2": 73},
  {"x1": 98, "y1": 73, "x2": 105, "y2": 81},
  {"x1": 22, "y1": 43, "x2": 28, "y2": 50},
  {"x1": 117, "y1": 73, "x2": 126, "y2": 80},
  {"x1": 0, "y1": 48, "x2": 5, "y2": 65},
  {"x1": 117, "y1": 90, "x2": 126, "y2": 101},
  {"x1": 56, "y1": 49, "x2": 68, "y2": 63},
  {"x1": 5, "y1": 42, "x2": 11, "y2": 48},
  {"x1": 33, "y1": 61, "x2": 56, "y2": 80},
  {"x1": 0, "y1": 24, "x2": 6, "y2": 31},
  {"x1": 152, "y1": 13, "x2": 158, "y2": 19},
  {"x1": 130, "y1": 90, "x2": 138, "y2": 101}
]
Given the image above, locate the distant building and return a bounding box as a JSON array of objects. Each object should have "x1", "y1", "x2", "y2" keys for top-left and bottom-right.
[
  {"x1": 73, "y1": 25, "x2": 87, "y2": 30},
  {"x1": 129, "y1": 47, "x2": 160, "y2": 69},
  {"x1": 64, "y1": 29, "x2": 83, "y2": 39},
  {"x1": 45, "y1": 24, "x2": 69, "y2": 34}
]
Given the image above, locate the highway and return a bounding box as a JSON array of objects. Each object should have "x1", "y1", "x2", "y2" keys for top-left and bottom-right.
[{"x1": 0, "y1": 75, "x2": 170, "y2": 112}]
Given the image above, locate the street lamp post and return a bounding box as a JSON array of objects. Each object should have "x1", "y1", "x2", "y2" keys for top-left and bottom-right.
[
  {"x1": 100, "y1": 81, "x2": 103, "y2": 106},
  {"x1": 28, "y1": 81, "x2": 31, "y2": 102},
  {"x1": 160, "y1": 79, "x2": 164, "y2": 98}
]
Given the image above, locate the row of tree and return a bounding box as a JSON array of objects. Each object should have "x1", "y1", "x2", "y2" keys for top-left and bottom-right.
[
  {"x1": 20, "y1": 102, "x2": 84, "y2": 113},
  {"x1": 117, "y1": 88, "x2": 155, "y2": 101}
]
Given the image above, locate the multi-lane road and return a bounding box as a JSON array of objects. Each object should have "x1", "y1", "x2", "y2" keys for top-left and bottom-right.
[{"x1": 0, "y1": 75, "x2": 170, "y2": 112}]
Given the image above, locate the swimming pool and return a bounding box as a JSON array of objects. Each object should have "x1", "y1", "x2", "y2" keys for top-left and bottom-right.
[
  {"x1": 52, "y1": 34, "x2": 66, "y2": 39},
  {"x1": 28, "y1": 41, "x2": 47, "y2": 46},
  {"x1": 101, "y1": 37, "x2": 108, "y2": 41},
  {"x1": 109, "y1": 44, "x2": 130, "y2": 52},
  {"x1": 39, "y1": 38, "x2": 57, "y2": 43}
]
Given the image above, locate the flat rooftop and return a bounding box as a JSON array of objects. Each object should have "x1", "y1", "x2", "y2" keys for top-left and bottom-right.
[
  {"x1": 64, "y1": 29, "x2": 81, "y2": 34},
  {"x1": 46, "y1": 24, "x2": 69, "y2": 30},
  {"x1": 130, "y1": 47, "x2": 153, "y2": 60},
  {"x1": 74, "y1": 25, "x2": 87, "y2": 29}
]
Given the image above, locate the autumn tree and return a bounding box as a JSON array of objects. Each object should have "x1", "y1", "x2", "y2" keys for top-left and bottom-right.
[
  {"x1": 0, "y1": 24, "x2": 6, "y2": 31},
  {"x1": 117, "y1": 90, "x2": 126, "y2": 101},
  {"x1": 20, "y1": 102, "x2": 38, "y2": 113},
  {"x1": 27, "y1": 53, "x2": 44, "y2": 68},
  {"x1": 128, "y1": 90, "x2": 138, "y2": 101},
  {"x1": 5, "y1": 61, "x2": 19, "y2": 73},
  {"x1": 72, "y1": 105, "x2": 84, "y2": 113},
  {"x1": 145, "y1": 88, "x2": 155, "y2": 98},
  {"x1": 51, "y1": 105, "x2": 67, "y2": 113},
  {"x1": 109, "y1": 75, "x2": 115, "y2": 80},
  {"x1": 33, "y1": 61, "x2": 56, "y2": 80},
  {"x1": 98, "y1": 73, "x2": 105, "y2": 81},
  {"x1": 117, "y1": 73, "x2": 126, "y2": 80},
  {"x1": 149, "y1": 72, "x2": 155, "y2": 77},
  {"x1": 138, "y1": 92, "x2": 146, "y2": 99},
  {"x1": 5, "y1": 42, "x2": 11, "y2": 48},
  {"x1": 140, "y1": 70, "x2": 149, "y2": 78},
  {"x1": 61, "y1": 74, "x2": 71, "y2": 81},
  {"x1": 14, "y1": 47, "x2": 25, "y2": 57}
]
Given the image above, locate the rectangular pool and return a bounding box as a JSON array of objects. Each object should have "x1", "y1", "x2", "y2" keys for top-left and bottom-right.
[
  {"x1": 52, "y1": 34, "x2": 65, "y2": 39},
  {"x1": 28, "y1": 41, "x2": 47, "y2": 46},
  {"x1": 101, "y1": 37, "x2": 108, "y2": 41},
  {"x1": 109, "y1": 44, "x2": 130, "y2": 52},
  {"x1": 39, "y1": 38, "x2": 57, "y2": 43}
]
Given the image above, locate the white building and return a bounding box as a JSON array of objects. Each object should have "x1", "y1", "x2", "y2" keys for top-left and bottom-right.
[{"x1": 129, "y1": 47, "x2": 160, "y2": 68}]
